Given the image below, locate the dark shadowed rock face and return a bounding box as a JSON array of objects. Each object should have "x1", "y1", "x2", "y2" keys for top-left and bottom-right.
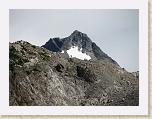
[
  {"x1": 9, "y1": 41, "x2": 139, "y2": 106},
  {"x1": 92, "y1": 42, "x2": 118, "y2": 65},
  {"x1": 42, "y1": 30, "x2": 119, "y2": 65},
  {"x1": 42, "y1": 38, "x2": 63, "y2": 52}
]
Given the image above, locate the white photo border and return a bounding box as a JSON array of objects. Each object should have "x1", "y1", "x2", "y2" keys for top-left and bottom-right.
[{"x1": 0, "y1": 0, "x2": 148, "y2": 115}]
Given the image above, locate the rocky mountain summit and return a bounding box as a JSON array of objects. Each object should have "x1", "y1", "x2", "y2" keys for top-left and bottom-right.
[
  {"x1": 9, "y1": 32, "x2": 139, "y2": 106},
  {"x1": 42, "y1": 30, "x2": 118, "y2": 65}
]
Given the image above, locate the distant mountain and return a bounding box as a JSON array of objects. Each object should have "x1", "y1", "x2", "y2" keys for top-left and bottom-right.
[{"x1": 42, "y1": 30, "x2": 119, "y2": 65}]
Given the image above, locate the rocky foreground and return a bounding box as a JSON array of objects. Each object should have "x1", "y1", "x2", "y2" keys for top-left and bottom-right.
[{"x1": 9, "y1": 40, "x2": 139, "y2": 106}]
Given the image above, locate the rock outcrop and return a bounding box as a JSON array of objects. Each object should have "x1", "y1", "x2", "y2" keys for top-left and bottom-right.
[{"x1": 9, "y1": 40, "x2": 139, "y2": 106}]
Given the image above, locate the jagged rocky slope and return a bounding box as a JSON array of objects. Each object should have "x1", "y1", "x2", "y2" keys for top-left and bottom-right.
[
  {"x1": 9, "y1": 40, "x2": 139, "y2": 106},
  {"x1": 42, "y1": 30, "x2": 118, "y2": 65}
]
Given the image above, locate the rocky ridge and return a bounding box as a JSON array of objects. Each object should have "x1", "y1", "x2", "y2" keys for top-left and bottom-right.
[{"x1": 9, "y1": 40, "x2": 139, "y2": 106}]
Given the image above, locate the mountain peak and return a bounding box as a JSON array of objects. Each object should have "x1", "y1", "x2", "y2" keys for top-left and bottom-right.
[
  {"x1": 73, "y1": 30, "x2": 82, "y2": 34},
  {"x1": 42, "y1": 31, "x2": 119, "y2": 65},
  {"x1": 70, "y1": 30, "x2": 87, "y2": 37}
]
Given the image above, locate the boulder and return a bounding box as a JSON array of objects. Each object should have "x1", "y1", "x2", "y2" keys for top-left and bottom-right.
[{"x1": 13, "y1": 44, "x2": 22, "y2": 52}]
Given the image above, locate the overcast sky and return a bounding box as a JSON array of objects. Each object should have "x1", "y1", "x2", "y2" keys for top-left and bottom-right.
[{"x1": 9, "y1": 9, "x2": 139, "y2": 72}]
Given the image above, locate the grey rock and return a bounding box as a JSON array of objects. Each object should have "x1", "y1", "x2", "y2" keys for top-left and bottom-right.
[
  {"x1": 13, "y1": 44, "x2": 22, "y2": 52},
  {"x1": 9, "y1": 40, "x2": 139, "y2": 106},
  {"x1": 23, "y1": 62, "x2": 34, "y2": 68}
]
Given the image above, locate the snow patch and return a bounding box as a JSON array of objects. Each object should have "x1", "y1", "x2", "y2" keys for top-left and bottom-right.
[
  {"x1": 61, "y1": 50, "x2": 64, "y2": 53},
  {"x1": 67, "y1": 46, "x2": 91, "y2": 60}
]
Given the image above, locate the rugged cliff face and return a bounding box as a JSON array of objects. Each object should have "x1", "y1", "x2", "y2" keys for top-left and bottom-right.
[{"x1": 9, "y1": 40, "x2": 139, "y2": 106}]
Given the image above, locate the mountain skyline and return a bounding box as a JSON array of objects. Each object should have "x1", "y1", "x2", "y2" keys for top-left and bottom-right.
[{"x1": 9, "y1": 9, "x2": 139, "y2": 72}]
